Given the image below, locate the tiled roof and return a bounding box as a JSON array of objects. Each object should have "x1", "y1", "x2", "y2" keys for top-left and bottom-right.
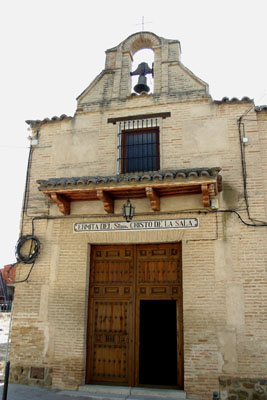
[
  {"x1": 26, "y1": 114, "x2": 72, "y2": 127},
  {"x1": 26, "y1": 98, "x2": 266, "y2": 127},
  {"x1": 255, "y1": 105, "x2": 267, "y2": 112},
  {"x1": 214, "y1": 96, "x2": 252, "y2": 104},
  {"x1": 37, "y1": 168, "x2": 221, "y2": 189}
]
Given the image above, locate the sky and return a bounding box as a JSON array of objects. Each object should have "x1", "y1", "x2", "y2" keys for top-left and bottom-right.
[{"x1": 0, "y1": 0, "x2": 267, "y2": 268}]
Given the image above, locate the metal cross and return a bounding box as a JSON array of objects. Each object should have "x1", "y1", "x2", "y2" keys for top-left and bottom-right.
[{"x1": 136, "y1": 16, "x2": 152, "y2": 31}]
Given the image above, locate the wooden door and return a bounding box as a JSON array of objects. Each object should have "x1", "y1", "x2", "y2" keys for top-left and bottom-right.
[
  {"x1": 86, "y1": 243, "x2": 183, "y2": 388},
  {"x1": 86, "y1": 245, "x2": 135, "y2": 385}
]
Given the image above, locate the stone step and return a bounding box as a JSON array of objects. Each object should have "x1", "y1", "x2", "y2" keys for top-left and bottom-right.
[
  {"x1": 57, "y1": 385, "x2": 201, "y2": 400},
  {"x1": 58, "y1": 394, "x2": 189, "y2": 400},
  {"x1": 72, "y1": 385, "x2": 187, "y2": 399}
]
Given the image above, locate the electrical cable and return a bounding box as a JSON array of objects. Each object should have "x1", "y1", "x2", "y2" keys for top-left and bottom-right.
[
  {"x1": 9, "y1": 140, "x2": 40, "y2": 284},
  {"x1": 7, "y1": 235, "x2": 40, "y2": 284},
  {"x1": 9, "y1": 137, "x2": 41, "y2": 284},
  {"x1": 7, "y1": 261, "x2": 36, "y2": 284},
  {"x1": 20, "y1": 144, "x2": 34, "y2": 236},
  {"x1": 238, "y1": 114, "x2": 267, "y2": 226},
  {"x1": 0, "y1": 145, "x2": 29, "y2": 149},
  {"x1": 217, "y1": 209, "x2": 264, "y2": 227},
  {"x1": 15, "y1": 235, "x2": 40, "y2": 264}
]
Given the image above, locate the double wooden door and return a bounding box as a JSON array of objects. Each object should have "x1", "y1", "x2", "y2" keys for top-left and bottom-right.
[{"x1": 86, "y1": 243, "x2": 183, "y2": 388}]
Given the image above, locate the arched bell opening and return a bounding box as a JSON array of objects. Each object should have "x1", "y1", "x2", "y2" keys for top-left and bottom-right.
[{"x1": 131, "y1": 48, "x2": 154, "y2": 94}]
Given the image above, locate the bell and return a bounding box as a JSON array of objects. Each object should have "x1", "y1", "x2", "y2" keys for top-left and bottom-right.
[{"x1": 134, "y1": 75, "x2": 150, "y2": 94}]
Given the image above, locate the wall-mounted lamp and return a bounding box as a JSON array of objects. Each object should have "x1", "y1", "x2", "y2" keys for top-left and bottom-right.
[{"x1": 122, "y1": 199, "x2": 135, "y2": 222}]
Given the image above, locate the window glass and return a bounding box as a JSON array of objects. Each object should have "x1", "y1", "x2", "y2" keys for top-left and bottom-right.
[{"x1": 121, "y1": 127, "x2": 159, "y2": 173}]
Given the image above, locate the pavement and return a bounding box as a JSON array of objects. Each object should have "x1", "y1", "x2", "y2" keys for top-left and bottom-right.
[
  {"x1": 0, "y1": 383, "x2": 92, "y2": 400},
  {"x1": 0, "y1": 383, "x2": 199, "y2": 400}
]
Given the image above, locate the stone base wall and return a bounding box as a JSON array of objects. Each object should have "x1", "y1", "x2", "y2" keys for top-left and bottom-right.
[
  {"x1": 219, "y1": 377, "x2": 267, "y2": 400},
  {"x1": 9, "y1": 365, "x2": 52, "y2": 387}
]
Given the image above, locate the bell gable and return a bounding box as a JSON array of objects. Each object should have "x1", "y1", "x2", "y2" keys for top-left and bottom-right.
[{"x1": 77, "y1": 31, "x2": 210, "y2": 109}]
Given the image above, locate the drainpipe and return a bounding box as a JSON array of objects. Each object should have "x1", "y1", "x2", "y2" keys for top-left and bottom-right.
[{"x1": 2, "y1": 361, "x2": 10, "y2": 400}]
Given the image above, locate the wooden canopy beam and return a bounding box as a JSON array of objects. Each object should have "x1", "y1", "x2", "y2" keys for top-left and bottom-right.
[
  {"x1": 97, "y1": 190, "x2": 114, "y2": 213},
  {"x1": 43, "y1": 177, "x2": 222, "y2": 214},
  {"x1": 146, "y1": 187, "x2": 160, "y2": 211}
]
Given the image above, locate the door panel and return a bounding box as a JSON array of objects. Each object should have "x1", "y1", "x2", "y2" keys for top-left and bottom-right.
[
  {"x1": 87, "y1": 245, "x2": 135, "y2": 385},
  {"x1": 135, "y1": 243, "x2": 183, "y2": 388},
  {"x1": 89, "y1": 299, "x2": 133, "y2": 384},
  {"x1": 86, "y1": 243, "x2": 183, "y2": 388}
]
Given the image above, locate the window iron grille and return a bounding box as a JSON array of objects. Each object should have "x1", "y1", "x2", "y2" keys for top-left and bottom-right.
[{"x1": 117, "y1": 119, "x2": 159, "y2": 174}]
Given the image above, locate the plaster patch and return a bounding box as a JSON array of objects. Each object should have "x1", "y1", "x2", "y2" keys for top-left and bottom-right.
[
  {"x1": 52, "y1": 131, "x2": 98, "y2": 166},
  {"x1": 182, "y1": 118, "x2": 229, "y2": 154},
  {"x1": 226, "y1": 282, "x2": 245, "y2": 326},
  {"x1": 49, "y1": 244, "x2": 60, "y2": 283},
  {"x1": 43, "y1": 324, "x2": 49, "y2": 359},
  {"x1": 39, "y1": 285, "x2": 49, "y2": 321},
  {"x1": 215, "y1": 239, "x2": 232, "y2": 280},
  {"x1": 217, "y1": 328, "x2": 238, "y2": 374}
]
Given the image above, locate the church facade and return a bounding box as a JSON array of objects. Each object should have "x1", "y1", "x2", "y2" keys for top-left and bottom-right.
[{"x1": 9, "y1": 32, "x2": 267, "y2": 400}]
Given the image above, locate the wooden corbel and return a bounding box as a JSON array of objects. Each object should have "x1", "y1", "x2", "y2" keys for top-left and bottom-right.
[
  {"x1": 208, "y1": 183, "x2": 217, "y2": 199},
  {"x1": 50, "y1": 193, "x2": 70, "y2": 215},
  {"x1": 97, "y1": 190, "x2": 114, "y2": 213},
  {"x1": 217, "y1": 175, "x2": 223, "y2": 192},
  {"x1": 201, "y1": 183, "x2": 218, "y2": 208},
  {"x1": 201, "y1": 184, "x2": 210, "y2": 208},
  {"x1": 145, "y1": 187, "x2": 160, "y2": 211}
]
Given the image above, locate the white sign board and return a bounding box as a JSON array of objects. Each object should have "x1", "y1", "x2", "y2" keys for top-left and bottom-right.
[{"x1": 74, "y1": 218, "x2": 199, "y2": 233}]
